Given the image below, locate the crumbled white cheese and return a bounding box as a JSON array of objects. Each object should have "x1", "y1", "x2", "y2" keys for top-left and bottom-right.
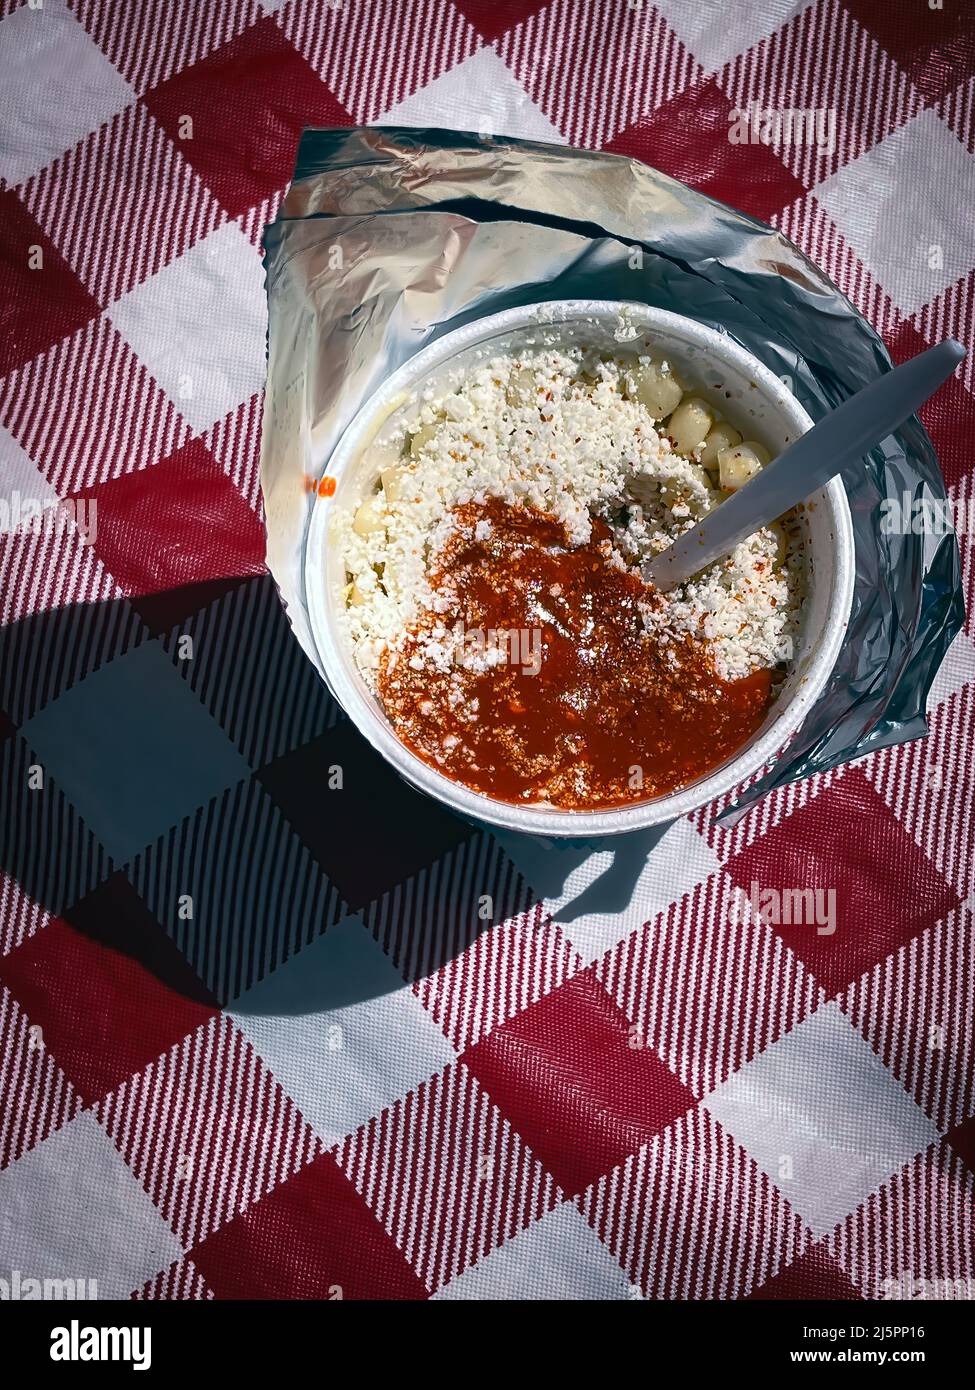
[{"x1": 331, "y1": 345, "x2": 805, "y2": 687}]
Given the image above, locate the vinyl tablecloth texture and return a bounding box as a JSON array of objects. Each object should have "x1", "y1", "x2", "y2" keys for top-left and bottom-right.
[{"x1": 0, "y1": 0, "x2": 973, "y2": 1302}]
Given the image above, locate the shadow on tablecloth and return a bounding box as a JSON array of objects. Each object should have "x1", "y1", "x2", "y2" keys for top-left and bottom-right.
[{"x1": 0, "y1": 576, "x2": 661, "y2": 1014}]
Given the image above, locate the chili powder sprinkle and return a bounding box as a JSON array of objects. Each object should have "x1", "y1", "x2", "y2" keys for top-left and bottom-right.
[{"x1": 378, "y1": 499, "x2": 771, "y2": 809}]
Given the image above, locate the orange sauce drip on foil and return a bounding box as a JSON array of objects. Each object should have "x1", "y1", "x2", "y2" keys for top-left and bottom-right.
[{"x1": 377, "y1": 499, "x2": 772, "y2": 810}]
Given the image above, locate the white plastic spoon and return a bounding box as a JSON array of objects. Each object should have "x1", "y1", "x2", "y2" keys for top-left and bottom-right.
[{"x1": 645, "y1": 338, "x2": 966, "y2": 592}]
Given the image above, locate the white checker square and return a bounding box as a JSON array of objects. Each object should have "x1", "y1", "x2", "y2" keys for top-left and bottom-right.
[
  {"x1": 376, "y1": 46, "x2": 566, "y2": 146},
  {"x1": 815, "y1": 111, "x2": 975, "y2": 316},
  {"x1": 654, "y1": 0, "x2": 814, "y2": 78},
  {"x1": 703, "y1": 1001, "x2": 941, "y2": 1239},
  {"x1": 0, "y1": 0, "x2": 135, "y2": 188},
  {"x1": 433, "y1": 1200, "x2": 628, "y2": 1300},
  {"x1": 495, "y1": 817, "x2": 722, "y2": 965},
  {"x1": 0, "y1": 1109, "x2": 182, "y2": 1299},
  {"x1": 105, "y1": 221, "x2": 266, "y2": 434},
  {"x1": 229, "y1": 915, "x2": 457, "y2": 1146}
]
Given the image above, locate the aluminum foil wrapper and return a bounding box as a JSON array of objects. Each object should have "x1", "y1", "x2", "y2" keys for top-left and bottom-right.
[{"x1": 260, "y1": 126, "x2": 964, "y2": 825}]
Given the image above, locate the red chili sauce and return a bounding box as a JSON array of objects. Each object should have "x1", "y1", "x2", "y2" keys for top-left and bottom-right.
[{"x1": 377, "y1": 498, "x2": 772, "y2": 809}]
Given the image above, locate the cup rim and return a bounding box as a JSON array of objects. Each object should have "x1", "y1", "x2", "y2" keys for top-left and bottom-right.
[{"x1": 304, "y1": 300, "x2": 855, "y2": 836}]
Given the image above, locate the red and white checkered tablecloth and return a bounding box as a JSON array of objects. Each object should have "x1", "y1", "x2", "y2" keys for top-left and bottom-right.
[{"x1": 1, "y1": 0, "x2": 973, "y2": 1302}]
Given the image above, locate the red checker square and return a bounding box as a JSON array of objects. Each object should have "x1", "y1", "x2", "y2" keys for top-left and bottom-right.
[
  {"x1": 606, "y1": 77, "x2": 807, "y2": 223},
  {"x1": 82, "y1": 435, "x2": 266, "y2": 626},
  {"x1": 142, "y1": 16, "x2": 352, "y2": 222},
  {"x1": 189, "y1": 1151, "x2": 429, "y2": 1300},
  {"x1": 725, "y1": 770, "x2": 962, "y2": 997},
  {"x1": 843, "y1": 0, "x2": 975, "y2": 104},
  {"x1": 746, "y1": 1242, "x2": 862, "y2": 1301},
  {"x1": 131, "y1": 577, "x2": 256, "y2": 640},
  {"x1": 453, "y1": 0, "x2": 549, "y2": 46},
  {"x1": 259, "y1": 721, "x2": 474, "y2": 909},
  {"x1": 461, "y1": 966, "x2": 696, "y2": 1198},
  {"x1": 945, "y1": 1113, "x2": 975, "y2": 1177},
  {"x1": 0, "y1": 872, "x2": 218, "y2": 1106},
  {"x1": 888, "y1": 318, "x2": 975, "y2": 491},
  {"x1": 0, "y1": 188, "x2": 101, "y2": 378}
]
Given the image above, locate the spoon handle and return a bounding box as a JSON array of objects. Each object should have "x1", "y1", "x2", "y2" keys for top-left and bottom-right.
[{"x1": 646, "y1": 338, "x2": 966, "y2": 592}]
